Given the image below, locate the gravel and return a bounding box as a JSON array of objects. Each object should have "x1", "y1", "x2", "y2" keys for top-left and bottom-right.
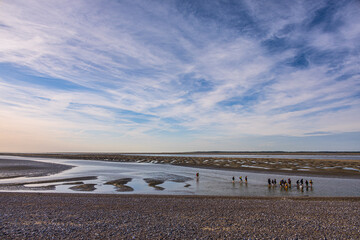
[{"x1": 1, "y1": 192, "x2": 359, "y2": 239}]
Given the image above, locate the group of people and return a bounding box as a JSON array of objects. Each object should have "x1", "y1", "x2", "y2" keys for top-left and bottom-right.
[
  {"x1": 268, "y1": 178, "x2": 313, "y2": 191},
  {"x1": 196, "y1": 173, "x2": 313, "y2": 191},
  {"x1": 197, "y1": 173, "x2": 249, "y2": 183},
  {"x1": 232, "y1": 176, "x2": 248, "y2": 183},
  {"x1": 296, "y1": 179, "x2": 313, "y2": 189}
]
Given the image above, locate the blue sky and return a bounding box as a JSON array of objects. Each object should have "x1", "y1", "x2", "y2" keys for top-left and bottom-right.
[{"x1": 0, "y1": 0, "x2": 359, "y2": 152}]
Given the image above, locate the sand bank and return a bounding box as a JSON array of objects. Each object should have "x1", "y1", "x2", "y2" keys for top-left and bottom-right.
[{"x1": 0, "y1": 158, "x2": 73, "y2": 180}]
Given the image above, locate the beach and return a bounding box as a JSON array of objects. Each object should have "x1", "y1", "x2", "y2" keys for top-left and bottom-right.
[
  {"x1": 1, "y1": 154, "x2": 360, "y2": 239},
  {"x1": 1, "y1": 192, "x2": 359, "y2": 239}
]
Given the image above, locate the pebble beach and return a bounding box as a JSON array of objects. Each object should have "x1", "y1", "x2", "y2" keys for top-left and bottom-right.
[{"x1": 1, "y1": 192, "x2": 359, "y2": 239}]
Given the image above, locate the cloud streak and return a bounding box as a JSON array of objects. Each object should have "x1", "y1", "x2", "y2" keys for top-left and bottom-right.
[{"x1": 0, "y1": 0, "x2": 359, "y2": 151}]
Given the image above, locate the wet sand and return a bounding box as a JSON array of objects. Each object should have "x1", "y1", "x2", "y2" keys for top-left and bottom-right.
[
  {"x1": 0, "y1": 192, "x2": 359, "y2": 239},
  {"x1": 0, "y1": 158, "x2": 73, "y2": 180},
  {"x1": 0, "y1": 176, "x2": 98, "y2": 191},
  {"x1": 4, "y1": 153, "x2": 360, "y2": 178},
  {"x1": 105, "y1": 178, "x2": 134, "y2": 192}
]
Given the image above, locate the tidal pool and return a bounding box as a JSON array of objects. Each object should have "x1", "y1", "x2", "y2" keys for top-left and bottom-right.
[{"x1": 0, "y1": 156, "x2": 359, "y2": 197}]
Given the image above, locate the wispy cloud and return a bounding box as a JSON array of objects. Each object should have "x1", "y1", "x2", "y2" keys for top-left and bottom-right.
[{"x1": 0, "y1": 0, "x2": 359, "y2": 151}]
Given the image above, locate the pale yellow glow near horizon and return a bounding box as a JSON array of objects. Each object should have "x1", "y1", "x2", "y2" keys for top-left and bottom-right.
[{"x1": 0, "y1": 111, "x2": 194, "y2": 153}]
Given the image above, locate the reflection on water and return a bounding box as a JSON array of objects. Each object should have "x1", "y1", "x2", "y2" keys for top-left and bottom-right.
[{"x1": 0, "y1": 156, "x2": 359, "y2": 197}]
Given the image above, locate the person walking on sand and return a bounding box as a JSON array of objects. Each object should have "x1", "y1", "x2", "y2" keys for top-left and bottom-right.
[
  {"x1": 239, "y1": 176, "x2": 243, "y2": 183},
  {"x1": 232, "y1": 176, "x2": 235, "y2": 183},
  {"x1": 309, "y1": 179, "x2": 313, "y2": 187},
  {"x1": 245, "y1": 176, "x2": 248, "y2": 183},
  {"x1": 268, "y1": 178, "x2": 271, "y2": 187},
  {"x1": 305, "y1": 180, "x2": 309, "y2": 188},
  {"x1": 288, "y1": 178, "x2": 291, "y2": 188}
]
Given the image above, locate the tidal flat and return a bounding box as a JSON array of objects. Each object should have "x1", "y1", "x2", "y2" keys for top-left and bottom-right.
[
  {"x1": 0, "y1": 155, "x2": 359, "y2": 197},
  {"x1": 4, "y1": 152, "x2": 360, "y2": 177},
  {"x1": 0, "y1": 154, "x2": 360, "y2": 239}
]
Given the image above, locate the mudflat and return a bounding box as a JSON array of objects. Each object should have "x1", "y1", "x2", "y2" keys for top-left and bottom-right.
[
  {"x1": 4, "y1": 153, "x2": 360, "y2": 178},
  {"x1": 0, "y1": 158, "x2": 73, "y2": 180},
  {"x1": 0, "y1": 192, "x2": 359, "y2": 239}
]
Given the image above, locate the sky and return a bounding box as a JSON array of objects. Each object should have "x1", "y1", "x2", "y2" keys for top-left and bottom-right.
[{"x1": 0, "y1": 0, "x2": 359, "y2": 152}]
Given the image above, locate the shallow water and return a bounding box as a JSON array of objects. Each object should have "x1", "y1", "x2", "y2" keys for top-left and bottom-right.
[{"x1": 0, "y1": 156, "x2": 359, "y2": 197}]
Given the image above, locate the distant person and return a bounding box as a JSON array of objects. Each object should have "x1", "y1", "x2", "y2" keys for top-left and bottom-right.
[
  {"x1": 280, "y1": 179, "x2": 285, "y2": 187},
  {"x1": 245, "y1": 176, "x2": 248, "y2": 183},
  {"x1": 239, "y1": 176, "x2": 243, "y2": 183},
  {"x1": 232, "y1": 176, "x2": 235, "y2": 183},
  {"x1": 296, "y1": 180, "x2": 300, "y2": 188},
  {"x1": 272, "y1": 179, "x2": 276, "y2": 187},
  {"x1": 288, "y1": 178, "x2": 291, "y2": 187},
  {"x1": 305, "y1": 180, "x2": 309, "y2": 188},
  {"x1": 268, "y1": 178, "x2": 271, "y2": 187},
  {"x1": 300, "y1": 179, "x2": 303, "y2": 185},
  {"x1": 196, "y1": 172, "x2": 199, "y2": 178},
  {"x1": 309, "y1": 179, "x2": 313, "y2": 187}
]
